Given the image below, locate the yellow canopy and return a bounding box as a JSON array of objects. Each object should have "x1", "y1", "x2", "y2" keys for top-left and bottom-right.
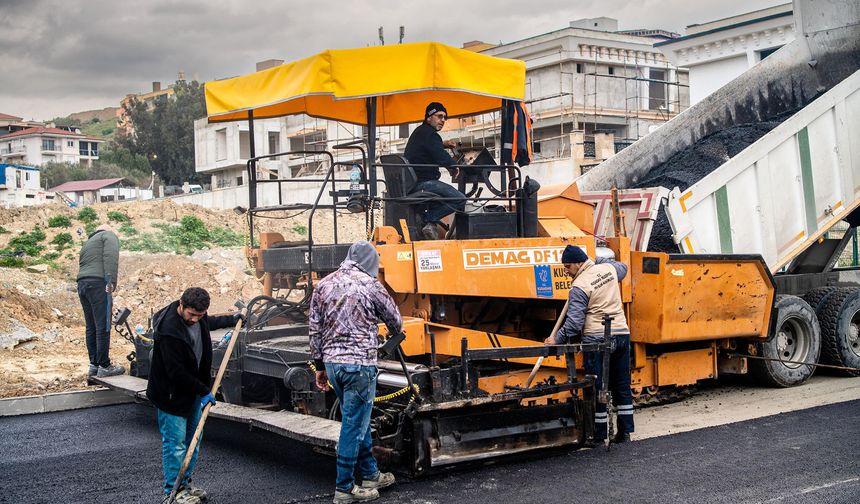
[{"x1": 205, "y1": 42, "x2": 526, "y2": 125}]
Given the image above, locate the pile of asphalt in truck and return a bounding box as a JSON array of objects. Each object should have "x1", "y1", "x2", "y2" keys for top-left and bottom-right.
[{"x1": 635, "y1": 110, "x2": 796, "y2": 252}]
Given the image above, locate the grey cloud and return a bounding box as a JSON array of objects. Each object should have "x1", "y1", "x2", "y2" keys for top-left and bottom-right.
[{"x1": 1, "y1": 0, "x2": 786, "y2": 120}]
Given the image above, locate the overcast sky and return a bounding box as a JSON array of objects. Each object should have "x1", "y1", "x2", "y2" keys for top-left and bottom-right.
[{"x1": 1, "y1": 0, "x2": 787, "y2": 121}]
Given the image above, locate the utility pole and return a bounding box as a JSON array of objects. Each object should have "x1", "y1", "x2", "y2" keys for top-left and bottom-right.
[
  {"x1": 378, "y1": 26, "x2": 384, "y2": 45},
  {"x1": 399, "y1": 26, "x2": 405, "y2": 44}
]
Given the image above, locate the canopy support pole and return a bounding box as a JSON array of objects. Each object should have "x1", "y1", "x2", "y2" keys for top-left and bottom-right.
[
  {"x1": 248, "y1": 110, "x2": 257, "y2": 209},
  {"x1": 366, "y1": 97, "x2": 377, "y2": 198}
]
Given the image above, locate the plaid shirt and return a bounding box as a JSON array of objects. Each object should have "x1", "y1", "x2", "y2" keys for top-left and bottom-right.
[{"x1": 309, "y1": 260, "x2": 402, "y2": 367}]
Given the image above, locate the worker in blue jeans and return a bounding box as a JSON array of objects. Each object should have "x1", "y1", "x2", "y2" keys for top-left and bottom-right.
[
  {"x1": 146, "y1": 287, "x2": 241, "y2": 504},
  {"x1": 310, "y1": 241, "x2": 403, "y2": 503}
]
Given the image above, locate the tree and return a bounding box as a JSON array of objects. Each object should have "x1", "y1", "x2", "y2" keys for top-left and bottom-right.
[{"x1": 117, "y1": 80, "x2": 207, "y2": 185}]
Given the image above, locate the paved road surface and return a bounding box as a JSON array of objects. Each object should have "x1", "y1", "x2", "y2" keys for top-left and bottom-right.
[{"x1": 1, "y1": 400, "x2": 858, "y2": 503}]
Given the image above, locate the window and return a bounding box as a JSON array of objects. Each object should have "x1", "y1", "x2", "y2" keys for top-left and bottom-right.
[
  {"x1": 533, "y1": 142, "x2": 541, "y2": 154},
  {"x1": 236, "y1": 176, "x2": 243, "y2": 186},
  {"x1": 268, "y1": 132, "x2": 280, "y2": 157},
  {"x1": 67, "y1": 140, "x2": 74, "y2": 147},
  {"x1": 648, "y1": 68, "x2": 667, "y2": 110},
  {"x1": 42, "y1": 139, "x2": 56, "y2": 151},
  {"x1": 608, "y1": 67, "x2": 615, "y2": 75},
  {"x1": 576, "y1": 63, "x2": 584, "y2": 74},
  {"x1": 25, "y1": 172, "x2": 30, "y2": 181},
  {"x1": 239, "y1": 131, "x2": 250, "y2": 159},
  {"x1": 215, "y1": 129, "x2": 227, "y2": 161},
  {"x1": 80, "y1": 141, "x2": 90, "y2": 156},
  {"x1": 399, "y1": 124, "x2": 410, "y2": 139}
]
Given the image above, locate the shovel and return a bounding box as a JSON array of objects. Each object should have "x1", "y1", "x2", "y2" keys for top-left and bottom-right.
[{"x1": 525, "y1": 298, "x2": 569, "y2": 388}]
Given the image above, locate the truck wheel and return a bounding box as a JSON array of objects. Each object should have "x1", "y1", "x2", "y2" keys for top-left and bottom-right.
[
  {"x1": 751, "y1": 295, "x2": 821, "y2": 387},
  {"x1": 802, "y1": 286, "x2": 838, "y2": 312},
  {"x1": 815, "y1": 288, "x2": 860, "y2": 376}
]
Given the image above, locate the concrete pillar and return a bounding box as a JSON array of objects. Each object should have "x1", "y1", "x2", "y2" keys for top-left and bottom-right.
[
  {"x1": 593, "y1": 131, "x2": 615, "y2": 160},
  {"x1": 569, "y1": 131, "x2": 585, "y2": 161}
]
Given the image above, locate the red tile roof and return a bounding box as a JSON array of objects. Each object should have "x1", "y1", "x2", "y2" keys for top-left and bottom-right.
[
  {"x1": 0, "y1": 113, "x2": 23, "y2": 121},
  {"x1": 0, "y1": 126, "x2": 103, "y2": 141},
  {"x1": 50, "y1": 177, "x2": 125, "y2": 192}
]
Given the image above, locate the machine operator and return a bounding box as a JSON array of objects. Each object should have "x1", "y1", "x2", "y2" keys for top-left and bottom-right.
[{"x1": 403, "y1": 101, "x2": 467, "y2": 240}]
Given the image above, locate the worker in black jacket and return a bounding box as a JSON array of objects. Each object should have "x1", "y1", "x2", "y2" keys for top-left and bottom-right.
[
  {"x1": 146, "y1": 287, "x2": 240, "y2": 504},
  {"x1": 403, "y1": 102, "x2": 467, "y2": 240}
]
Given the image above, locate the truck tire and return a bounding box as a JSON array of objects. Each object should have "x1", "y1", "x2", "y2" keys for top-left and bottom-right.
[
  {"x1": 751, "y1": 295, "x2": 821, "y2": 387},
  {"x1": 815, "y1": 288, "x2": 860, "y2": 376},
  {"x1": 802, "y1": 286, "x2": 838, "y2": 312}
]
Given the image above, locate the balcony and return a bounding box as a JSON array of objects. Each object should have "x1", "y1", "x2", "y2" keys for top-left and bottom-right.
[{"x1": 0, "y1": 146, "x2": 26, "y2": 158}]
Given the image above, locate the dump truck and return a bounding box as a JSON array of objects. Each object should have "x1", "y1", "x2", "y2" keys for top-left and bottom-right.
[{"x1": 97, "y1": 0, "x2": 860, "y2": 475}]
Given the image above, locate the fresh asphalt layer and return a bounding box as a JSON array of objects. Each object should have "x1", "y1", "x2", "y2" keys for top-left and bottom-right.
[{"x1": 0, "y1": 400, "x2": 858, "y2": 504}]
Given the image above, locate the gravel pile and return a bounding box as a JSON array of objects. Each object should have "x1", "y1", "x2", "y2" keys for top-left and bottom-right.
[{"x1": 634, "y1": 111, "x2": 796, "y2": 252}]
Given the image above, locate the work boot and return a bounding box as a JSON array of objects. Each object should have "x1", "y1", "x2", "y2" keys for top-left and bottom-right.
[
  {"x1": 613, "y1": 431, "x2": 632, "y2": 444},
  {"x1": 361, "y1": 472, "x2": 395, "y2": 490},
  {"x1": 180, "y1": 483, "x2": 208, "y2": 501},
  {"x1": 172, "y1": 488, "x2": 202, "y2": 504},
  {"x1": 421, "y1": 222, "x2": 439, "y2": 240},
  {"x1": 333, "y1": 485, "x2": 379, "y2": 503},
  {"x1": 97, "y1": 363, "x2": 125, "y2": 377},
  {"x1": 87, "y1": 364, "x2": 98, "y2": 377}
]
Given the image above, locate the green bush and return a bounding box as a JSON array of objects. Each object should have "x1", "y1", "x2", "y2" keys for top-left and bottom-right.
[
  {"x1": 123, "y1": 216, "x2": 244, "y2": 255},
  {"x1": 43, "y1": 251, "x2": 61, "y2": 261},
  {"x1": 8, "y1": 228, "x2": 46, "y2": 256},
  {"x1": 0, "y1": 255, "x2": 25, "y2": 268},
  {"x1": 291, "y1": 224, "x2": 307, "y2": 235},
  {"x1": 209, "y1": 227, "x2": 244, "y2": 247},
  {"x1": 77, "y1": 207, "x2": 98, "y2": 223},
  {"x1": 47, "y1": 215, "x2": 72, "y2": 228},
  {"x1": 84, "y1": 222, "x2": 97, "y2": 235},
  {"x1": 118, "y1": 222, "x2": 137, "y2": 235},
  {"x1": 107, "y1": 211, "x2": 131, "y2": 223},
  {"x1": 0, "y1": 226, "x2": 9, "y2": 234},
  {"x1": 51, "y1": 232, "x2": 74, "y2": 249}
]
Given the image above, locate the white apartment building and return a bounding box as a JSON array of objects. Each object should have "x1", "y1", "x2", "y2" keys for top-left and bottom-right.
[
  {"x1": 656, "y1": 3, "x2": 794, "y2": 104},
  {"x1": 0, "y1": 126, "x2": 103, "y2": 167}
]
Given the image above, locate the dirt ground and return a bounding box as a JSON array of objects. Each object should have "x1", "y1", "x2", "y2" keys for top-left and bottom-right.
[{"x1": 0, "y1": 199, "x2": 364, "y2": 398}]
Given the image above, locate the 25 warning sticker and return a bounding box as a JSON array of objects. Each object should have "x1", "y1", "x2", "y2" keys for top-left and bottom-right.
[{"x1": 417, "y1": 249, "x2": 443, "y2": 272}]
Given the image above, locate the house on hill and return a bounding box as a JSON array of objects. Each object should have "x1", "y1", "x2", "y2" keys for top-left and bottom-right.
[
  {"x1": 50, "y1": 177, "x2": 153, "y2": 207},
  {"x1": 0, "y1": 126, "x2": 104, "y2": 166}
]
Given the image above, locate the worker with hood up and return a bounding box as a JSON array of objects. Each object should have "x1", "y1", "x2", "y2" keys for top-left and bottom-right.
[{"x1": 309, "y1": 241, "x2": 403, "y2": 503}]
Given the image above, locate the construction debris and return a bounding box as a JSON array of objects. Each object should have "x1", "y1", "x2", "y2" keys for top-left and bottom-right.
[{"x1": 0, "y1": 199, "x2": 364, "y2": 398}]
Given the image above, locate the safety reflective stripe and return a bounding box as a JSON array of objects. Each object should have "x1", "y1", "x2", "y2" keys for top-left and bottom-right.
[
  {"x1": 617, "y1": 404, "x2": 634, "y2": 410},
  {"x1": 595, "y1": 412, "x2": 608, "y2": 417},
  {"x1": 595, "y1": 417, "x2": 608, "y2": 423},
  {"x1": 617, "y1": 410, "x2": 634, "y2": 416}
]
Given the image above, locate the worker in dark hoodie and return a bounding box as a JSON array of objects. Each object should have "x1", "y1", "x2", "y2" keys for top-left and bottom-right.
[{"x1": 146, "y1": 287, "x2": 241, "y2": 504}]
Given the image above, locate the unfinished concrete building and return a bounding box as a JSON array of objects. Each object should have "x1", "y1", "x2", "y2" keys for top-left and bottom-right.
[{"x1": 477, "y1": 17, "x2": 689, "y2": 178}]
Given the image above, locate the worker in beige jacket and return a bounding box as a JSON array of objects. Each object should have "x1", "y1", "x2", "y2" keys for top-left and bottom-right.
[{"x1": 545, "y1": 244, "x2": 633, "y2": 443}]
